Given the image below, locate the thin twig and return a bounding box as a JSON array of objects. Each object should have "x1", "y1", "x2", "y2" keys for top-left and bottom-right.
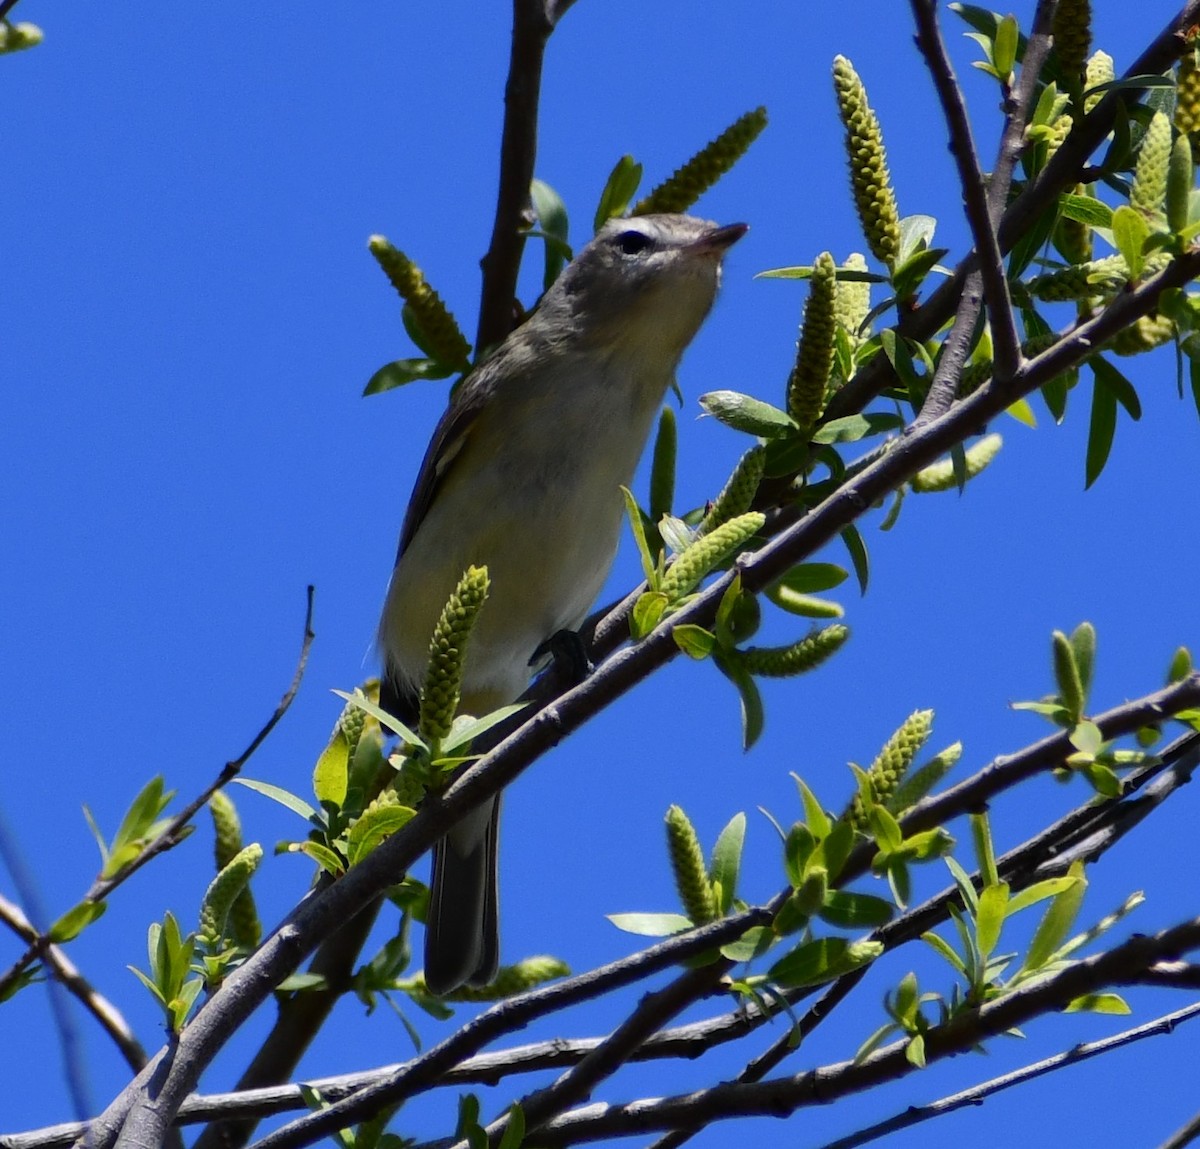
[
  {"x1": 0, "y1": 0, "x2": 24, "y2": 22},
  {"x1": 239, "y1": 910, "x2": 772, "y2": 1149},
  {"x1": 475, "y1": 0, "x2": 555, "y2": 353},
  {"x1": 814, "y1": 1001, "x2": 1200, "y2": 1149},
  {"x1": 910, "y1": 0, "x2": 1022, "y2": 388},
  {"x1": 472, "y1": 919, "x2": 1200, "y2": 1147},
  {"x1": 0, "y1": 587, "x2": 315, "y2": 1004},
  {"x1": 828, "y1": 0, "x2": 1200, "y2": 423},
  {"x1": 0, "y1": 894, "x2": 146, "y2": 1074}
]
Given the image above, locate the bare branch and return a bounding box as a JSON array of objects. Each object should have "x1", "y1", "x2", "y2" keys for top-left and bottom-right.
[
  {"x1": 814, "y1": 1001, "x2": 1200, "y2": 1149},
  {"x1": 0, "y1": 894, "x2": 146, "y2": 1075},
  {"x1": 0, "y1": 587, "x2": 314, "y2": 1004},
  {"x1": 487, "y1": 918, "x2": 1200, "y2": 1146},
  {"x1": 475, "y1": 1, "x2": 555, "y2": 353}
]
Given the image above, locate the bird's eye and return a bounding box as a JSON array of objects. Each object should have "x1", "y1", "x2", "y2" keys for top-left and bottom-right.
[{"x1": 614, "y1": 230, "x2": 654, "y2": 256}]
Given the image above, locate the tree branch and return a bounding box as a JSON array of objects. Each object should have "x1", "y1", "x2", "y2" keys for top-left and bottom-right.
[
  {"x1": 475, "y1": 0, "x2": 556, "y2": 353},
  {"x1": 813, "y1": 1001, "x2": 1200, "y2": 1149},
  {"x1": 485, "y1": 918, "x2": 1200, "y2": 1146},
  {"x1": 828, "y1": 0, "x2": 1200, "y2": 422},
  {"x1": 0, "y1": 587, "x2": 314, "y2": 1004},
  {"x1": 0, "y1": 894, "x2": 146, "y2": 1075}
]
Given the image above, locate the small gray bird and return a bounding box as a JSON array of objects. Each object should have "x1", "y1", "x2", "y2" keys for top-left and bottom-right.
[{"x1": 378, "y1": 212, "x2": 747, "y2": 994}]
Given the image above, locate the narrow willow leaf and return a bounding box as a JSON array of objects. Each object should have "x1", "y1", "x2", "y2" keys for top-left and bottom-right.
[
  {"x1": 710, "y1": 813, "x2": 747, "y2": 914},
  {"x1": 607, "y1": 912, "x2": 693, "y2": 936},
  {"x1": 1084, "y1": 366, "x2": 1118, "y2": 488}
]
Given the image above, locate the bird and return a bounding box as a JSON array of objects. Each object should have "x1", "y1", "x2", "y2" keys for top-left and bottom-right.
[{"x1": 378, "y1": 212, "x2": 747, "y2": 994}]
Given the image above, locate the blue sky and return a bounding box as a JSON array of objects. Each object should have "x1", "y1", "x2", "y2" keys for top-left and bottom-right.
[{"x1": 4, "y1": 2, "x2": 1200, "y2": 1146}]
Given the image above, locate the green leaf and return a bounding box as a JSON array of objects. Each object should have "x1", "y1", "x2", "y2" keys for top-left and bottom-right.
[
  {"x1": 672, "y1": 624, "x2": 716, "y2": 660},
  {"x1": 921, "y1": 929, "x2": 968, "y2": 975},
  {"x1": 346, "y1": 805, "x2": 416, "y2": 867},
  {"x1": 1090, "y1": 356, "x2": 1142, "y2": 420},
  {"x1": 631, "y1": 591, "x2": 668, "y2": 639},
  {"x1": 887, "y1": 742, "x2": 962, "y2": 815},
  {"x1": 333, "y1": 688, "x2": 423, "y2": 745},
  {"x1": 811, "y1": 412, "x2": 903, "y2": 444},
  {"x1": 1059, "y1": 194, "x2": 1114, "y2": 230},
  {"x1": 621, "y1": 485, "x2": 658, "y2": 586},
  {"x1": 768, "y1": 937, "x2": 883, "y2": 988},
  {"x1": 993, "y1": 14, "x2": 1019, "y2": 76},
  {"x1": 1024, "y1": 860, "x2": 1087, "y2": 971},
  {"x1": 717, "y1": 653, "x2": 766, "y2": 750},
  {"x1": 793, "y1": 775, "x2": 833, "y2": 840},
  {"x1": 720, "y1": 925, "x2": 775, "y2": 962},
  {"x1": 1007, "y1": 875, "x2": 1082, "y2": 917},
  {"x1": 363, "y1": 358, "x2": 453, "y2": 396},
  {"x1": 1110, "y1": 205, "x2": 1149, "y2": 279},
  {"x1": 607, "y1": 912, "x2": 693, "y2": 936},
  {"x1": 1085, "y1": 364, "x2": 1118, "y2": 488},
  {"x1": 710, "y1": 813, "x2": 746, "y2": 914},
  {"x1": 891, "y1": 246, "x2": 951, "y2": 301},
  {"x1": 313, "y1": 729, "x2": 349, "y2": 809},
  {"x1": 840, "y1": 525, "x2": 869, "y2": 594},
  {"x1": 1070, "y1": 621, "x2": 1097, "y2": 701},
  {"x1": 294, "y1": 840, "x2": 347, "y2": 876},
  {"x1": 815, "y1": 818, "x2": 855, "y2": 883},
  {"x1": 531, "y1": 178, "x2": 571, "y2": 290},
  {"x1": 818, "y1": 890, "x2": 895, "y2": 929},
  {"x1": 975, "y1": 882, "x2": 1009, "y2": 961},
  {"x1": 48, "y1": 900, "x2": 106, "y2": 943},
  {"x1": 897, "y1": 214, "x2": 937, "y2": 263},
  {"x1": 1064, "y1": 992, "x2": 1132, "y2": 1015},
  {"x1": 439, "y1": 703, "x2": 529, "y2": 754},
  {"x1": 593, "y1": 155, "x2": 643, "y2": 232},
  {"x1": 699, "y1": 390, "x2": 797, "y2": 437},
  {"x1": 764, "y1": 588, "x2": 843, "y2": 618},
  {"x1": 867, "y1": 805, "x2": 904, "y2": 853},
  {"x1": 771, "y1": 563, "x2": 849, "y2": 594},
  {"x1": 784, "y1": 822, "x2": 816, "y2": 888},
  {"x1": 497, "y1": 1104, "x2": 526, "y2": 1149},
  {"x1": 1168, "y1": 646, "x2": 1194, "y2": 683},
  {"x1": 649, "y1": 405, "x2": 677, "y2": 536},
  {"x1": 234, "y1": 778, "x2": 319, "y2": 824}
]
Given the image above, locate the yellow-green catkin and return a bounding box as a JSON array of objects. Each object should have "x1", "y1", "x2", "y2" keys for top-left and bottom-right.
[
  {"x1": 660, "y1": 512, "x2": 764, "y2": 601},
  {"x1": 739, "y1": 624, "x2": 849, "y2": 678},
  {"x1": 633, "y1": 106, "x2": 768, "y2": 216},
  {"x1": 666, "y1": 805, "x2": 718, "y2": 924},
  {"x1": 829, "y1": 252, "x2": 871, "y2": 396},
  {"x1": 833, "y1": 56, "x2": 901, "y2": 269},
  {"x1": 1045, "y1": 114, "x2": 1075, "y2": 164},
  {"x1": 1177, "y1": 43, "x2": 1200, "y2": 161},
  {"x1": 1108, "y1": 313, "x2": 1176, "y2": 355},
  {"x1": 849, "y1": 709, "x2": 934, "y2": 830},
  {"x1": 787, "y1": 252, "x2": 838, "y2": 429},
  {"x1": 1168, "y1": 133, "x2": 1194, "y2": 232},
  {"x1": 699, "y1": 446, "x2": 766, "y2": 535},
  {"x1": 911, "y1": 434, "x2": 1003, "y2": 492},
  {"x1": 209, "y1": 791, "x2": 262, "y2": 949},
  {"x1": 439, "y1": 956, "x2": 571, "y2": 1001},
  {"x1": 1028, "y1": 251, "x2": 1170, "y2": 301},
  {"x1": 1131, "y1": 111, "x2": 1173, "y2": 220},
  {"x1": 1083, "y1": 50, "x2": 1114, "y2": 115},
  {"x1": 1052, "y1": 0, "x2": 1091, "y2": 92},
  {"x1": 367, "y1": 236, "x2": 471, "y2": 370},
  {"x1": 198, "y1": 844, "x2": 263, "y2": 947},
  {"x1": 834, "y1": 253, "x2": 871, "y2": 344},
  {"x1": 0, "y1": 21, "x2": 42, "y2": 52},
  {"x1": 419, "y1": 565, "x2": 490, "y2": 743}
]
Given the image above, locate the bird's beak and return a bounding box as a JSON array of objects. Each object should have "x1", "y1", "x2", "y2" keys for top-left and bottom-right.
[{"x1": 692, "y1": 222, "x2": 749, "y2": 252}]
